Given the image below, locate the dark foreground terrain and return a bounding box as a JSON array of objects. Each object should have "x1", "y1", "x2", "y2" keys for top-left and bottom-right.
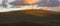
[{"x1": 0, "y1": 10, "x2": 60, "y2": 26}]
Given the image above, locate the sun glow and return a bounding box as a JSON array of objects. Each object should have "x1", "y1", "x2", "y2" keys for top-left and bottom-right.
[{"x1": 24, "y1": 0, "x2": 39, "y2": 4}]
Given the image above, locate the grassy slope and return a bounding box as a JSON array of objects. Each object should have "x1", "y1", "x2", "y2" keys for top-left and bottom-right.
[{"x1": 0, "y1": 9, "x2": 60, "y2": 26}]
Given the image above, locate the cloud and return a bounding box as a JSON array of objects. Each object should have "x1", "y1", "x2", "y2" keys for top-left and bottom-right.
[
  {"x1": 0, "y1": 0, "x2": 2, "y2": 4},
  {"x1": 8, "y1": 0, "x2": 16, "y2": 2}
]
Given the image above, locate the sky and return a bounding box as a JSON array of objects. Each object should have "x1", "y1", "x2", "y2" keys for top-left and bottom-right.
[
  {"x1": 0, "y1": 0, "x2": 60, "y2": 12},
  {"x1": 8, "y1": 0, "x2": 16, "y2": 2},
  {"x1": 0, "y1": 0, "x2": 2, "y2": 4},
  {"x1": 0, "y1": 0, "x2": 15, "y2": 4}
]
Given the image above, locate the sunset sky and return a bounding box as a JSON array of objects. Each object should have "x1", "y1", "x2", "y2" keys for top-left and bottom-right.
[{"x1": 0, "y1": 0, "x2": 60, "y2": 12}]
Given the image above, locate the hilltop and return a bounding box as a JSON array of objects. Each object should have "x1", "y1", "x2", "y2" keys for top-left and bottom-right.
[
  {"x1": 0, "y1": 9, "x2": 60, "y2": 26},
  {"x1": 0, "y1": 9, "x2": 60, "y2": 16}
]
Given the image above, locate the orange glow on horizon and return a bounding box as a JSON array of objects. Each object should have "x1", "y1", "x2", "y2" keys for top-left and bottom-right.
[
  {"x1": 24, "y1": 0, "x2": 39, "y2": 4},
  {"x1": 25, "y1": 8, "x2": 34, "y2": 10}
]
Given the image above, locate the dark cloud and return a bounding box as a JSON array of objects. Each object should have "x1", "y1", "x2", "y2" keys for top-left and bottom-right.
[
  {"x1": 9, "y1": 0, "x2": 60, "y2": 7},
  {"x1": 38, "y1": 0, "x2": 59, "y2": 7}
]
